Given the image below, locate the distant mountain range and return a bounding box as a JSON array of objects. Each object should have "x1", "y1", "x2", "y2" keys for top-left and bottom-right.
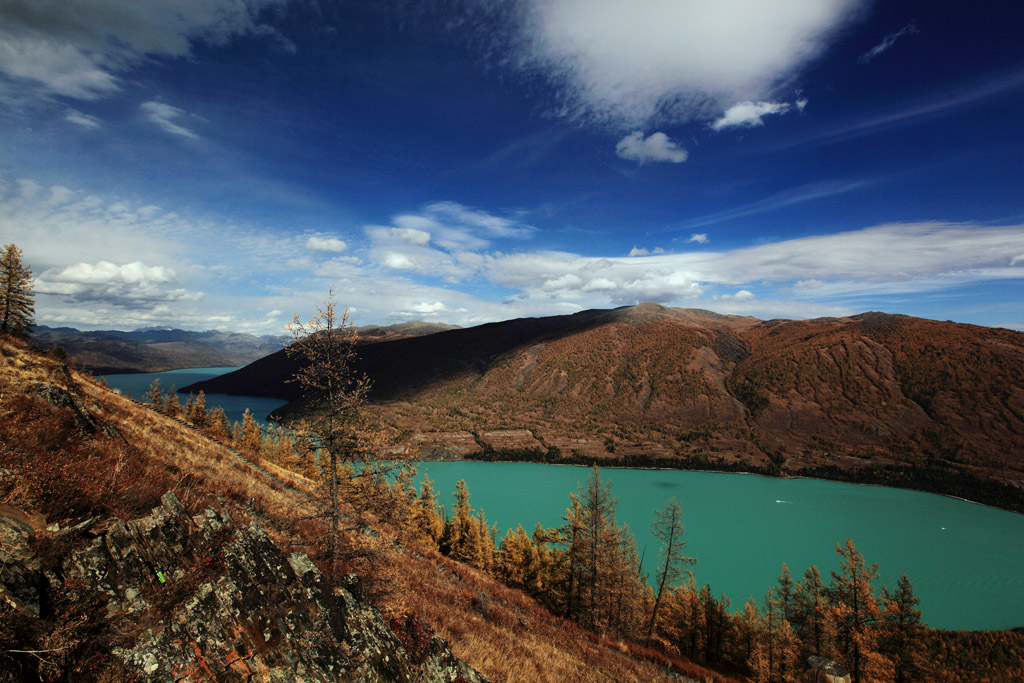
[
  {"x1": 183, "y1": 303, "x2": 1024, "y2": 503},
  {"x1": 33, "y1": 321, "x2": 460, "y2": 374}
]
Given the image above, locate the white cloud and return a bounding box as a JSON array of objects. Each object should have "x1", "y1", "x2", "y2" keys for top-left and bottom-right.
[
  {"x1": 615, "y1": 131, "x2": 688, "y2": 164},
  {"x1": 306, "y1": 236, "x2": 348, "y2": 253},
  {"x1": 140, "y1": 101, "x2": 198, "y2": 139},
  {"x1": 793, "y1": 279, "x2": 824, "y2": 290},
  {"x1": 629, "y1": 246, "x2": 667, "y2": 256},
  {"x1": 715, "y1": 289, "x2": 755, "y2": 301},
  {"x1": 65, "y1": 109, "x2": 101, "y2": 128},
  {"x1": 859, "y1": 22, "x2": 919, "y2": 64},
  {"x1": 687, "y1": 233, "x2": 708, "y2": 244},
  {"x1": 0, "y1": 0, "x2": 286, "y2": 101},
  {"x1": 411, "y1": 301, "x2": 450, "y2": 314},
  {"x1": 35, "y1": 260, "x2": 203, "y2": 309},
  {"x1": 712, "y1": 100, "x2": 792, "y2": 130},
  {"x1": 500, "y1": 0, "x2": 864, "y2": 125}
]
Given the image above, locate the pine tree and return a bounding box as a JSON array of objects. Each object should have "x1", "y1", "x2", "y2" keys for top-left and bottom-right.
[
  {"x1": 646, "y1": 497, "x2": 697, "y2": 644},
  {"x1": 0, "y1": 243, "x2": 34, "y2": 339}
]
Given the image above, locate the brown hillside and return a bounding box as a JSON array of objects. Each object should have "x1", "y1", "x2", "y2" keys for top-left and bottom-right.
[{"x1": 185, "y1": 304, "x2": 1024, "y2": 495}]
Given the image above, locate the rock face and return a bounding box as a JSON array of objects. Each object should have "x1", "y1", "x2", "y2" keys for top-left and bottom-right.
[
  {"x1": 803, "y1": 656, "x2": 851, "y2": 683},
  {"x1": 2, "y1": 492, "x2": 486, "y2": 682}
]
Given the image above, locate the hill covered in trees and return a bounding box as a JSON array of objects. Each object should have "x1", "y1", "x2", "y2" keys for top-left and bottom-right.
[{"x1": 186, "y1": 303, "x2": 1024, "y2": 510}]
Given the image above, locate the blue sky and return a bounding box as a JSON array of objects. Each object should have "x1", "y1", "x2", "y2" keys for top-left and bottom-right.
[{"x1": 1, "y1": 0, "x2": 1022, "y2": 333}]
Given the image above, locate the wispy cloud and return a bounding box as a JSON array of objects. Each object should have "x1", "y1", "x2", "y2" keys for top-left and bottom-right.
[
  {"x1": 858, "y1": 21, "x2": 919, "y2": 64},
  {"x1": 140, "y1": 101, "x2": 199, "y2": 139},
  {"x1": 784, "y1": 69, "x2": 1024, "y2": 149},
  {"x1": 64, "y1": 109, "x2": 102, "y2": 128},
  {"x1": 478, "y1": 0, "x2": 864, "y2": 126},
  {"x1": 0, "y1": 0, "x2": 287, "y2": 101},
  {"x1": 666, "y1": 180, "x2": 869, "y2": 233},
  {"x1": 615, "y1": 131, "x2": 688, "y2": 164},
  {"x1": 712, "y1": 100, "x2": 794, "y2": 131}
]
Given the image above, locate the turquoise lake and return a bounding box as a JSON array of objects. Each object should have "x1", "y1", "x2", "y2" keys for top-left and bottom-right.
[
  {"x1": 100, "y1": 367, "x2": 287, "y2": 427},
  {"x1": 413, "y1": 461, "x2": 1024, "y2": 631},
  {"x1": 101, "y1": 368, "x2": 1024, "y2": 631}
]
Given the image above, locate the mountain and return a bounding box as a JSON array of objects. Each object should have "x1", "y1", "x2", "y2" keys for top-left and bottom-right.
[
  {"x1": 184, "y1": 304, "x2": 1024, "y2": 503},
  {"x1": 31, "y1": 321, "x2": 459, "y2": 374}
]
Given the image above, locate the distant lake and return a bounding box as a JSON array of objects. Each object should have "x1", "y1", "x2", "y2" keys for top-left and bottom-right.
[
  {"x1": 413, "y1": 461, "x2": 1024, "y2": 632},
  {"x1": 100, "y1": 367, "x2": 287, "y2": 427},
  {"x1": 99, "y1": 368, "x2": 1024, "y2": 631}
]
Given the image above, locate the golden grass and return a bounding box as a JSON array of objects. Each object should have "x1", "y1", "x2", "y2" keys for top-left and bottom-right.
[{"x1": 0, "y1": 336, "x2": 740, "y2": 683}]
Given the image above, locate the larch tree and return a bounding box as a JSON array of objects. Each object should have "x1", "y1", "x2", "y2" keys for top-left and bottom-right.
[
  {"x1": 880, "y1": 574, "x2": 927, "y2": 683},
  {"x1": 828, "y1": 539, "x2": 883, "y2": 683},
  {"x1": 794, "y1": 565, "x2": 834, "y2": 662},
  {"x1": 645, "y1": 496, "x2": 696, "y2": 644},
  {"x1": 286, "y1": 290, "x2": 385, "y2": 564},
  {"x1": 0, "y1": 243, "x2": 34, "y2": 339}
]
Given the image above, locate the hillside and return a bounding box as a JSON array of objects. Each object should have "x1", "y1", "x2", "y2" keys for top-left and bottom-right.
[
  {"x1": 0, "y1": 335, "x2": 701, "y2": 682},
  {"x1": 31, "y1": 321, "x2": 459, "y2": 374},
  {"x1": 185, "y1": 304, "x2": 1024, "y2": 507}
]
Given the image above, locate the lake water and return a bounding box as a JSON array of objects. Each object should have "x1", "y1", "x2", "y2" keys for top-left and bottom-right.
[
  {"x1": 413, "y1": 461, "x2": 1024, "y2": 632},
  {"x1": 100, "y1": 367, "x2": 287, "y2": 427},
  {"x1": 99, "y1": 368, "x2": 1024, "y2": 631}
]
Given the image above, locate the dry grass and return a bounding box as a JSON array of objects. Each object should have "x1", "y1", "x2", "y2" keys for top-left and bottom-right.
[{"x1": 0, "y1": 336, "x2": 739, "y2": 682}]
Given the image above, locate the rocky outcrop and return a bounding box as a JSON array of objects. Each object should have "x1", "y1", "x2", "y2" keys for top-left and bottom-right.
[
  {"x1": 803, "y1": 655, "x2": 851, "y2": 683},
  {"x1": 2, "y1": 492, "x2": 486, "y2": 682}
]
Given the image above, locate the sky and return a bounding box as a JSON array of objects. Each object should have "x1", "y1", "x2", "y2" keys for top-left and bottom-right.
[{"x1": 1, "y1": 0, "x2": 1023, "y2": 334}]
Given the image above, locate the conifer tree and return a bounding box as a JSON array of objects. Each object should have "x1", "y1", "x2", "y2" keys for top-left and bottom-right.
[
  {"x1": 187, "y1": 390, "x2": 207, "y2": 427},
  {"x1": 207, "y1": 406, "x2": 230, "y2": 441},
  {"x1": 828, "y1": 539, "x2": 883, "y2": 683},
  {"x1": 145, "y1": 378, "x2": 163, "y2": 408},
  {"x1": 0, "y1": 243, "x2": 34, "y2": 339},
  {"x1": 736, "y1": 596, "x2": 762, "y2": 670},
  {"x1": 880, "y1": 574, "x2": 927, "y2": 683},
  {"x1": 794, "y1": 565, "x2": 833, "y2": 661},
  {"x1": 414, "y1": 475, "x2": 444, "y2": 549},
  {"x1": 646, "y1": 497, "x2": 696, "y2": 644},
  {"x1": 286, "y1": 290, "x2": 386, "y2": 564},
  {"x1": 241, "y1": 408, "x2": 263, "y2": 457}
]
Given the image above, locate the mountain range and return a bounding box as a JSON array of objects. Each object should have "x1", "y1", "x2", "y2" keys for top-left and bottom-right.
[
  {"x1": 184, "y1": 303, "x2": 1024, "y2": 502},
  {"x1": 32, "y1": 321, "x2": 459, "y2": 374}
]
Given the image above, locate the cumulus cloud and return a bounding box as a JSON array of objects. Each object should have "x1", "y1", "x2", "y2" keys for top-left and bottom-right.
[
  {"x1": 859, "y1": 22, "x2": 919, "y2": 64},
  {"x1": 687, "y1": 233, "x2": 708, "y2": 244},
  {"x1": 712, "y1": 100, "x2": 792, "y2": 130},
  {"x1": 496, "y1": 0, "x2": 864, "y2": 125},
  {"x1": 629, "y1": 246, "x2": 667, "y2": 256},
  {"x1": 615, "y1": 131, "x2": 688, "y2": 163},
  {"x1": 35, "y1": 260, "x2": 203, "y2": 309},
  {"x1": 0, "y1": 0, "x2": 286, "y2": 100},
  {"x1": 306, "y1": 236, "x2": 348, "y2": 253},
  {"x1": 140, "y1": 101, "x2": 198, "y2": 139}
]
